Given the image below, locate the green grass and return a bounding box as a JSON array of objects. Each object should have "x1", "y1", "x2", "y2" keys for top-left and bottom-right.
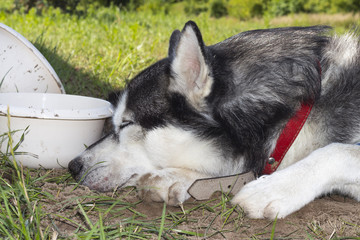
[
  {"x1": 1, "y1": 1, "x2": 360, "y2": 239},
  {"x1": 1, "y1": 5, "x2": 263, "y2": 97},
  {"x1": 1, "y1": 2, "x2": 358, "y2": 97}
]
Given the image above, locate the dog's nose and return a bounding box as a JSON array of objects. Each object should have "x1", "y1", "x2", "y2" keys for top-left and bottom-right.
[{"x1": 68, "y1": 157, "x2": 83, "y2": 179}]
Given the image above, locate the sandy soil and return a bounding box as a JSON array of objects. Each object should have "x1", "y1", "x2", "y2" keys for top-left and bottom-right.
[{"x1": 38, "y1": 170, "x2": 360, "y2": 239}]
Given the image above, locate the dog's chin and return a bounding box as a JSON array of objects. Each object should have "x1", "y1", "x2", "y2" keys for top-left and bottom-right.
[{"x1": 80, "y1": 172, "x2": 139, "y2": 192}]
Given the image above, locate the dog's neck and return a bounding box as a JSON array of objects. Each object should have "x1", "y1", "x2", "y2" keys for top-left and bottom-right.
[
  {"x1": 262, "y1": 60, "x2": 321, "y2": 175},
  {"x1": 262, "y1": 102, "x2": 314, "y2": 175}
]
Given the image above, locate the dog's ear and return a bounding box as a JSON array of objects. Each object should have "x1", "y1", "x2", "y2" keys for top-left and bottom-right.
[{"x1": 168, "y1": 21, "x2": 213, "y2": 111}]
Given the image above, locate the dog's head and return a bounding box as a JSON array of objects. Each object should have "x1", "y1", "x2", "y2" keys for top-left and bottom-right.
[{"x1": 68, "y1": 21, "x2": 239, "y2": 191}]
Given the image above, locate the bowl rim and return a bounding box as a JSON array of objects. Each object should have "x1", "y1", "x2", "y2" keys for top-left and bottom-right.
[
  {"x1": 0, "y1": 23, "x2": 66, "y2": 94},
  {"x1": 0, "y1": 93, "x2": 113, "y2": 120}
]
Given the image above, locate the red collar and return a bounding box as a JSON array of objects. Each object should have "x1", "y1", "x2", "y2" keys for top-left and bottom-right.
[
  {"x1": 262, "y1": 102, "x2": 314, "y2": 175},
  {"x1": 262, "y1": 60, "x2": 321, "y2": 175}
]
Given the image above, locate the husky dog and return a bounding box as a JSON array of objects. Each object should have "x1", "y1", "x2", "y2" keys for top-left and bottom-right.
[{"x1": 68, "y1": 21, "x2": 360, "y2": 219}]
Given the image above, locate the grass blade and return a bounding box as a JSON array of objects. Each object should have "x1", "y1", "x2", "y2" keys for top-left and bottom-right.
[
  {"x1": 158, "y1": 202, "x2": 167, "y2": 240},
  {"x1": 270, "y1": 214, "x2": 278, "y2": 240},
  {"x1": 77, "y1": 200, "x2": 94, "y2": 229}
]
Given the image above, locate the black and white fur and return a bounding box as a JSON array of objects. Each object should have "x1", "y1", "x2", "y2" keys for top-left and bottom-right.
[{"x1": 68, "y1": 21, "x2": 360, "y2": 219}]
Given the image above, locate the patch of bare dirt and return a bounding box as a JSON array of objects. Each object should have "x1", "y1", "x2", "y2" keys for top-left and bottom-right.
[{"x1": 38, "y1": 170, "x2": 360, "y2": 239}]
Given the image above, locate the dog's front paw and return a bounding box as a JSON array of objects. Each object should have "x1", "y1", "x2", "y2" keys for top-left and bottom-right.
[
  {"x1": 137, "y1": 170, "x2": 192, "y2": 206},
  {"x1": 232, "y1": 172, "x2": 310, "y2": 219}
]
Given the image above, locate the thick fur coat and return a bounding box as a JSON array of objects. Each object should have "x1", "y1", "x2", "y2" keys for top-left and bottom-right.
[{"x1": 69, "y1": 21, "x2": 360, "y2": 219}]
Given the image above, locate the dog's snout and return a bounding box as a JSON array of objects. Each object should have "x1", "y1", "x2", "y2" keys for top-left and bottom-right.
[{"x1": 68, "y1": 157, "x2": 83, "y2": 179}]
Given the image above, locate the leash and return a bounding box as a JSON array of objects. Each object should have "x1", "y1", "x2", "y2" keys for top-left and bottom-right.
[{"x1": 187, "y1": 171, "x2": 256, "y2": 200}]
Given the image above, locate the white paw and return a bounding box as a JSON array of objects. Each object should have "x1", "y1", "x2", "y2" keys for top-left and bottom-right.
[
  {"x1": 232, "y1": 173, "x2": 311, "y2": 219},
  {"x1": 136, "y1": 170, "x2": 192, "y2": 206}
]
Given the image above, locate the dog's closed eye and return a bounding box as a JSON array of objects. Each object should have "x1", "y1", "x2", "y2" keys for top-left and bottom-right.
[{"x1": 120, "y1": 121, "x2": 133, "y2": 130}]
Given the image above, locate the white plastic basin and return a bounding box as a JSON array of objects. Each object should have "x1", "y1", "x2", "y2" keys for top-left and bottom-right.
[
  {"x1": 0, "y1": 23, "x2": 65, "y2": 93},
  {"x1": 0, "y1": 93, "x2": 113, "y2": 168}
]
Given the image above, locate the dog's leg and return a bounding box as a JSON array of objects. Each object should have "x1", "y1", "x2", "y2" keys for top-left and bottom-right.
[
  {"x1": 232, "y1": 143, "x2": 360, "y2": 219},
  {"x1": 137, "y1": 168, "x2": 210, "y2": 206}
]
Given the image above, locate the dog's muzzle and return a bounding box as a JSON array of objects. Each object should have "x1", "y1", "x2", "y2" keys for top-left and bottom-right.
[{"x1": 68, "y1": 157, "x2": 83, "y2": 181}]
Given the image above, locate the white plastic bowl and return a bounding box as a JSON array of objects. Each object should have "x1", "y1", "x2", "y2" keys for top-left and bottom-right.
[
  {"x1": 0, "y1": 23, "x2": 65, "y2": 93},
  {"x1": 0, "y1": 93, "x2": 113, "y2": 168}
]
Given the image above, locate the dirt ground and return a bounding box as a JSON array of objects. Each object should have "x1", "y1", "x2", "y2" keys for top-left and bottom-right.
[{"x1": 38, "y1": 169, "x2": 360, "y2": 239}]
